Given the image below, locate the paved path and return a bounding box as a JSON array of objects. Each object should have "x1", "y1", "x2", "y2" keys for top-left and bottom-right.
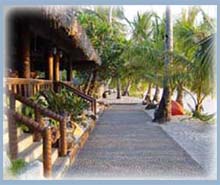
[{"x1": 64, "y1": 104, "x2": 204, "y2": 179}]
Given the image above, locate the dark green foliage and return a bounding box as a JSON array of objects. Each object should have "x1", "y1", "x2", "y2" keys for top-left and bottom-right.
[
  {"x1": 77, "y1": 7, "x2": 127, "y2": 81},
  {"x1": 35, "y1": 89, "x2": 89, "y2": 121},
  {"x1": 17, "y1": 105, "x2": 35, "y2": 132}
]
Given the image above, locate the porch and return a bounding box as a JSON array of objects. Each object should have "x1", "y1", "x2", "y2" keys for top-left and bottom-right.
[{"x1": 4, "y1": 7, "x2": 102, "y2": 178}]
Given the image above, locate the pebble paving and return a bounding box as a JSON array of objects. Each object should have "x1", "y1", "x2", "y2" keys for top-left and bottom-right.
[{"x1": 64, "y1": 104, "x2": 205, "y2": 179}]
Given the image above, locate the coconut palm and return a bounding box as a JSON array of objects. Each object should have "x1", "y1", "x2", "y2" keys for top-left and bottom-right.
[
  {"x1": 173, "y1": 6, "x2": 215, "y2": 112},
  {"x1": 153, "y1": 6, "x2": 173, "y2": 122}
]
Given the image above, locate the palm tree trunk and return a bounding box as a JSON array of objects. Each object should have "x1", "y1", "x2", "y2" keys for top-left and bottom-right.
[
  {"x1": 88, "y1": 70, "x2": 97, "y2": 96},
  {"x1": 122, "y1": 80, "x2": 131, "y2": 96},
  {"x1": 144, "y1": 83, "x2": 152, "y2": 101},
  {"x1": 195, "y1": 92, "x2": 204, "y2": 113},
  {"x1": 83, "y1": 72, "x2": 93, "y2": 94},
  {"x1": 153, "y1": 6, "x2": 173, "y2": 122},
  {"x1": 176, "y1": 84, "x2": 183, "y2": 107},
  {"x1": 153, "y1": 85, "x2": 160, "y2": 103},
  {"x1": 116, "y1": 77, "x2": 121, "y2": 99}
]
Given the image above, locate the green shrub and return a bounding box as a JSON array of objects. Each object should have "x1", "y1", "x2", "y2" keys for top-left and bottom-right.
[
  {"x1": 193, "y1": 111, "x2": 215, "y2": 122},
  {"x1": 9, "y1": 159, "x2": 27, "y2": 176},
  {"x1": 34, "y1": 89, "x2": 89, "y2": 121}
]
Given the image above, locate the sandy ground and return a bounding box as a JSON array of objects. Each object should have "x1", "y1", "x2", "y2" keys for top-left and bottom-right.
[
  {"x1": 98, "y1": 94, "x2": 142, "y2": 105},
  {"x1": 146, "y1": 109, "x2": 217, "y2": 179},
  {"x1": 98, "y1": 94, "x2": 217, "y2": 179}
]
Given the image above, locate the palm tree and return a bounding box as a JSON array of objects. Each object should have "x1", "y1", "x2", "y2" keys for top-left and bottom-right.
[
  {"x1": 153, "y1": 6, "x2": 173, "y2": 122},
  {"x1": 173, "y1": 6, "x2": 215, "y2": 112}
]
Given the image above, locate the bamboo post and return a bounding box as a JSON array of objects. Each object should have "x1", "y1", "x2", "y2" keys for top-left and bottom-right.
[
  {"x1": 59, "y1": 117, "x2": 67, "y2": 156},
  {"x1": 47, "y1": 51, "x2": 54, "y2": 81},
  {"x1": 43, "y1": 127, "x2": 52, "y2": 177},
  {"x1": 54, "y1": 54, "x2": 60, "y2": 82},
  {"x1": 21, "y1": 26, "x2": 31, "y2": 79},
  {"x1": 8, "y1": 94, "x2": 18, "y2": 159},
  {"x1": 33, "y1": 108, "x2": 43, "y2": 142}
]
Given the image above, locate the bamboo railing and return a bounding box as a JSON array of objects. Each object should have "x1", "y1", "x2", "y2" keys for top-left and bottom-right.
[
  {"x1": 4, "y1": 78, "x2": 53, "y2": 97},
  {"x1": 6, "y1": 91, "x2": 68, "y2": 177},
  {"x1": 5, "y1": 108, "x2": 52, "y2": 177}
]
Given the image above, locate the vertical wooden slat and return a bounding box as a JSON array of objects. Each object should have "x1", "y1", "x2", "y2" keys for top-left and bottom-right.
[
  {"x1": 11, "y1": 85, "x2": 16, "y2": 94},
  {"x1": 8, "y1": 84, "x2": 12, "y2": 91},
  {"x1": 33, "y1": 84, "x2": 37, "y2": 95},
  {"x1": 23, "y1": 84, "x2": 28, "y2": 97},
  {"x1": 37, "y1": 84, "x2": 40, "y2": 93},
  {"x1": 18, "y1": 84, "x2": 22, "y2": 96}
]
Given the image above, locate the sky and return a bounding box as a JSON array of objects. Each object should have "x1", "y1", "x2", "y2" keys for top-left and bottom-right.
[{"x1": 123, "y1": 5, "x2": 216, "y2": 21}]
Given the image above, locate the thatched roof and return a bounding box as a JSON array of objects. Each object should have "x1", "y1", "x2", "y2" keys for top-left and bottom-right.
[
  {"x1": 43, "y1": 7, "x2": 101, "y2": 65},
  {"x1": 9, "y1": 7, "x2": 101, "y2": 66}
]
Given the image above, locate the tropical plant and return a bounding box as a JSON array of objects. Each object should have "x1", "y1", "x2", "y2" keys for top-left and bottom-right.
[
  {"x1": 153, "y1": 6, "x2": 173, "y2": 122},
  {"x1": 33, "y1": 89, "x2": 89, "y2": 121}
]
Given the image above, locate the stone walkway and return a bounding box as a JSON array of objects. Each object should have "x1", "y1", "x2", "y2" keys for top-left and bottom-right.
[{"x1": 64, "y1": 104, "x2": 205, "y2": 180}]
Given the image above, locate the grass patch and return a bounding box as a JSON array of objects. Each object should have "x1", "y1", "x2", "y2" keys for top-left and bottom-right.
[{"x1": 9, "y1": 159, "x2": 27, "y2": 176}]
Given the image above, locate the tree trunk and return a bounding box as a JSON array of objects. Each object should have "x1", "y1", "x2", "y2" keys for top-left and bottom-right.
[
  {"x1": 176, "y1": 84, "x2": 183, "y2": 107},
  {"x1": 153, "y1": 6, "x2": 173, "y2": 123},
  {"x1": 116, "y1": 78, "x2": 121, "y2": 99},
  {"x1": 143, "y1": 83, "x2": 152, "y2": 105},
  {"x1": 195, "y1": 102, "x2": 203, "y2": 113},
  {"x1": 83, "y1": 72, "x2": 93, "y2": 94},
  {"x1": 88, "y1": 70, "x2": 97, "y2": 96},
  {"x1": 122, "y1": 80, "x2": 131, "y2": 96},
  {"x1": 153, "y1": 85, "x2": 160, "y2": 103},
  {"x1": 153, "y1": 86, "x2": 171, "y2": 122},
  {"x1": 195, "y1": 93, "x2": 204, "y2": 113}
]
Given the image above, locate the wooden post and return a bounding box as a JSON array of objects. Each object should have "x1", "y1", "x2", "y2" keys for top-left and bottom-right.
[
  {"x1": 54, "y1": 54, "x2": 60, "y2": 81},
  {"x1": 47, "y1": 51, "x2": 54, "y2": 80},
  {"x1": 43, "y1": 127, "x2": 52, "y2": 177},
  {"x1": 33, "y1": 109, "x2": 43, "y2": 142},
  {"x1": 67, "y1": 61, "x2": 73, "y2": 81},
  {"x1": 8, "y1": 94, "x2": 18, "y2": 159},
  {"x1": 21, "y1": 26, "x2": 31, "y2": 79},
  {"x1": 59, "y1": 117, "x2": 67, "y2": 156}
]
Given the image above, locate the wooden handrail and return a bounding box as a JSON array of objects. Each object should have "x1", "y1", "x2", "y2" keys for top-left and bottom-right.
[
  {"x1": 5, "y1": 90, "x2": 68, "y2": 177},
  {"x1": 5, "y1": 108, "x2": 45, "y2": 132},
  {"x1": 55, "y1": 81, "x2": 96, "y2": 114},
  {"x1": 5, "y1": 108, "x2": 52, "y2": 177},
  {"x1": 5, "y1": 77, "x2": 53, "y2": 84},
  {"x1": 4, "y1": 77, "x2": 53, "y2": 97},
  {"x1": 56, "y1": 81, "x2": 95, "y2": 102},
  {"x1": 7, "y1": 90, "x2": 65, "y2": 122},
  {"x1": 6, "y1": 91, "x2": 67, "y2": 157}
]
